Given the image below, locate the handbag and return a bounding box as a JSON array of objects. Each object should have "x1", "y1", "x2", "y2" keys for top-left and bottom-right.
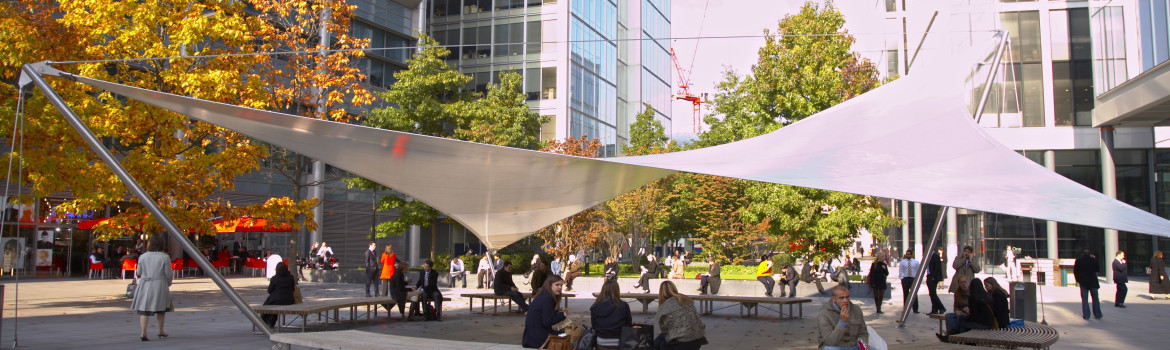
[
  {"x1": 292, "y1": 286, "x2": 304, "y2": 304},
  {"x1": 166, "y1": 299, "x2": 175, "y2": 312},
  {"x1": 125, "y1": 280, "x2": 137, "y2": 299},
  {"x1": 539, "y1": 334, "x2": 573, "y2": 350},
  {"x1": 618, "y1": 323, "x2": 654, "y2": 350}
]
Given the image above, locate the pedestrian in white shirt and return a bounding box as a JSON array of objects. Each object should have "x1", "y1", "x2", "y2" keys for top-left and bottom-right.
[{"x1": 899, "y1": 252, "x2": 920, "y2": 313}]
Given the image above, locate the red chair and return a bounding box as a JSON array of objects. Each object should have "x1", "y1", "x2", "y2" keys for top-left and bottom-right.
[
  {"x1": 171, "y1": 258, "x2": 184, "y2": 279},
  {"x1": 184, "y1": 257, "x2": 199, "y2": 277},
  {"x1": 122, "y1": 258, "x2": 138, "y2": 280},
  {"x1": 88, "y1": 262, "x2": 106, "y2": 279},
  {"x1": 211, "y1": 254, "x2": 230, "y2": 275},
  {"x1": 246, "y1": 257, "x2": 264, "y2": 276}
]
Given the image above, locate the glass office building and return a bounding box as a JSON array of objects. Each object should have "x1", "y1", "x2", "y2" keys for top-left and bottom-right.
[
  {"x1": 849, "y1": 0, "x2": 1167, "y2": 278},
  {"x1": 428, "y1": 0, "x2": 672, "y2": 157}
]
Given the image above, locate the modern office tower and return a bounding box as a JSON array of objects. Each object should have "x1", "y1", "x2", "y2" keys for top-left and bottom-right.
[
  {"x1": 427, "y1": 0, "x2": 672, "y2": 157},
  {"x1": 845, "y1": 0, "x2": 1162, "y2": 281}
]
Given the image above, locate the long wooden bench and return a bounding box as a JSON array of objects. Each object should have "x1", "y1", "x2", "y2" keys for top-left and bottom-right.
[
  {"x1": 945, "y1": 321, "x2": 1059, "y2": 349},
  {"x1": 270, "y1": 330, "x2": 524, "y2": 350},
  {"x1": 461, "y1": 292, "x2": 576, "y2": 313},
  {"x1": 252, "y1": 296, "x2": 396, "y2": 332},
  {"x1": 692, "y1": 295, "x2": 812, "y2": 320},
  {"x1": 888, "y1": 343, "x2": 996, "y2": 349}
]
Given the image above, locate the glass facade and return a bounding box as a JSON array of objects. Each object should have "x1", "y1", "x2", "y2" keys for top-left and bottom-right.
[
  {"x1": 1051, "y1": 8, "x2": 1093, "y2": 126},
  {"x1": 1091, "y1": 6, "x2": 1127, "y2": 94},
  {"x1": 1140, "y1": 0, "x2": 1170, "y2": 72},
  {"x1": 570, "y1": 0, "x2": 618, "y2": 155}
]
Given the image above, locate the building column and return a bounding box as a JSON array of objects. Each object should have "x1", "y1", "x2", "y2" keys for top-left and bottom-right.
[
  {"x1": 310, "y1": 160, "x2": 325, "y2": 245},
  {"x1": 914, "y1": 202, "x2": 923, "y2": 259},
  {"x1": 901, "y1": 200, "x2": 910, "y2": 257},
  {"x1": 946, "y1": 207, "x2": 958, "y2": 280},
  {"x1": 1045, "y1": 150, "x2": 1059, "y2": 260},
  {"x1": 1101, "y1": 128, "x2": 1119, "y2": 283},
  {"x1": 409, "y1": 225, "x2": 421, "y2": 267}
]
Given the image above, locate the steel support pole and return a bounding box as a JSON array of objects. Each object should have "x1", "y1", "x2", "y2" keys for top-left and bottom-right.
[
  {"x1": 898, "y1": 206, "x2": 948, "y2": 327},
  {"x1": 974, "y1": 31, "x2": 1008, "y2": 123},
  {"x1": 21, "y1": 63, "x2": 272, "y2": 336}
]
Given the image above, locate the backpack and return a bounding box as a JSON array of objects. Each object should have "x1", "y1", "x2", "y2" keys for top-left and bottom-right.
[
  {"x1": 125, "y1": 280, "x2": 137, "y2": 299},
  {"x1": 574, "y1": 326, "x2": 595, "y2": 350},
  {"x1": 422, "y1": 302, "x2": 438, "y2": 321}
]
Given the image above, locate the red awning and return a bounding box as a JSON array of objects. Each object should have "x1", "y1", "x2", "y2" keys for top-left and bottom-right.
[{"x1": 213, "y1": 217, "x2": 292, "y2": 233}]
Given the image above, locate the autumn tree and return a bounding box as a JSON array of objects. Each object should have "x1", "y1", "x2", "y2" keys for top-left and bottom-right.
[
  {"x1": 699, "y1": 2, "x2": 897, "y2": 261},
  {"x1": 349, "y1": 36, "x2": 548, "y2": 260},
  {"x1": 533, "y1": 137, "x2": 607, "y2": 262},
  {"x1": 604, "y1": 104, "x2": 676, "y2": 259},
  {"x1": 248, "y1": 0, "x2": 372, "y2": 268},
  {"x1": 671, "y1": 175, "x2": 766, "y2": 264},
  {"x1": 0, "y1": 0, "x2": 317, "y2": 241}
]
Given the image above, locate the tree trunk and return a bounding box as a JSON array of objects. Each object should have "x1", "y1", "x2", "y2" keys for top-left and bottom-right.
[{"x1": 429, "y1": 218, "x2": 438, "y2": 262}]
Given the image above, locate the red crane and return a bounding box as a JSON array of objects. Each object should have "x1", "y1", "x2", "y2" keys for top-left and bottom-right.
[{"x1": 670, "y1": 47, "x2": 705, "y2": 133}]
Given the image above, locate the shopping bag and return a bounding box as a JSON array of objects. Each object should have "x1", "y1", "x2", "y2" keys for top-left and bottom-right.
[{"x1": 618, "y1": 323, "x2": 654, "y2": 350}]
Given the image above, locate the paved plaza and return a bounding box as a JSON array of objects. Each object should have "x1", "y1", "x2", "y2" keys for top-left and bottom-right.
[{"x1": 1, "y1": 273, "x2": 1167, "y2": 349}]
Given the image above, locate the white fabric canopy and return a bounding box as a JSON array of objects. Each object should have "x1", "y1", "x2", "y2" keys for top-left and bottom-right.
[{"x1": 40, "y1": 37, "x2": 1170, "y2": 248}]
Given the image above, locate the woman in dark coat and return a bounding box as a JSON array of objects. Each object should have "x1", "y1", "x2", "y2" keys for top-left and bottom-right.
[
  {"x1": 522, "y1": 275, "x2": 567, "y2": 348},
  {"x1": 1150, "y1": 251, "x2": 1170, "y2": 294},
  {"x1": 591, "y1": 279, "x2": 633, "y2": 348},
  {"x1": 387, "y1": 261, "x2": 413, "y2": 319},
  {"x1": 984, "y1": 277, "x2": 1010, "y2": 329},
  {"x1": 262, "y1": 262, "x2": 297, "y2": 327},
  {"x1": 867, "y1": 258, "x2": 889, "y2": 314},
  {"x1": 530, "y1": 261, "x2": 549, "y2": 295}
]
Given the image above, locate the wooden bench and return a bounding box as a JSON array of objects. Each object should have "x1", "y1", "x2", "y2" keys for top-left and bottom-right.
[
  {"x1": 946, "y1": 321, "x2": 1059, "y2": 349},
  {"x1": 593, "y1": 292, "x2": 659, "y2": 313},
  {"x1": 270, "y1": 330, "x2": 524, "y2": 350},
  {"x1": 253, "y1": 296, "x2": 397, "y2": 332},
  {"x1": 461, "y1": 292, "x2": 576, "y2": 313},
  {"x1": 692, "y1": 295, "x2": 811, "y2": 320},
  {"x1": 929, "y1": 313, "x2": 947, "y2": 334},
  {"x1": 889, "y1": 342, "x2": 996, "y2": 349}
]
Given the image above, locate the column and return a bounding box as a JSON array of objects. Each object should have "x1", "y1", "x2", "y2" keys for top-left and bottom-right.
[
  {"x1": 901, "y1": 200, "x2": 910, "y2": 257},
  {"x1": 1101, "y1": 128, "x2": 1118, "y2": 283},
  {"x1": 1045, "y1": 150, "x2": 1058, "y2": 260},
  {"x1": 914, "y1": 202, "x2": 923, "y2": 259},
  {"x1": 946, "y1": 207, "x2": 958, "y2": 280},
  {"x1": 409, "y1": 225, "x2": 421, "y2": 267},
  {"x1": 310, "y1": 160, "x2": 325, "y2": 245}
]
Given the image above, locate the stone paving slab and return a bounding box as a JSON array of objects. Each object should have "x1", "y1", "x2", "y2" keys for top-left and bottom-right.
[{"x1": 1, "y1": 273, "x2": 1167, "y2": 349}]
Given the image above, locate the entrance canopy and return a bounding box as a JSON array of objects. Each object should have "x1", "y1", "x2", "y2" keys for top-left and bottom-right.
[{"x1": 32, "y1": 37, "x2": 1170, "y2": 248}]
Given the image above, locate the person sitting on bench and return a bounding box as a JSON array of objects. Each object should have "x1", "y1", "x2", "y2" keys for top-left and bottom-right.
[
  {"x1": 413, "y1": 260, "x2": 443, "y2": 321},
  {"x1": 494, "y1": 261, "x2": 529, "y2": 313}
]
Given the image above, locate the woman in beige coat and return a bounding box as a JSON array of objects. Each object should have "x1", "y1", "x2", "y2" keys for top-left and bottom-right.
[{"x1": 131, "y1": 235, "x2": 173, "y2": 341}]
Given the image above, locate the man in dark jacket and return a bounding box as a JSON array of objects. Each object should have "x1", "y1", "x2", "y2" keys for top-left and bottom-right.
[
  {"x1": 781, "y1": 264, "x2": 799, "y2": 297},
  {"x1": 414, "y1": 260, "x2": 443, "y2": 320},
  {"x1": 1073, "y1": 250, "x2": 1103, "y2": 319},
  {"x1": 1112, "y1": 251, "x2": 1128, "y2": 308},
  {"x1": 364, "y1": 241, "x2": 379, "y2": 297},
  {"x1": 926, "y1": 249, "x2": 946, "y2": 314},
  {"x1": 494, "y1": 261, "x2": 528, "y2": 312}
]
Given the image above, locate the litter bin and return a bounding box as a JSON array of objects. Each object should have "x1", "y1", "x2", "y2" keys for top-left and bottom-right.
[{"x1": 1010, "y1": 282, "x2": 1037, "y2": 322}]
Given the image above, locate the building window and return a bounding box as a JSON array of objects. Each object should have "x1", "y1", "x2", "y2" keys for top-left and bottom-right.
[
  {"x1": 1092, "y1": 6, "x2": 1128, "y2": 94},
  {"x1": 542, "y1": 67, "x2": 556, "y2": 99},
  {"x1": 999, "y1": 11, "x2": 1045, "y2": 127},
  {"x1": 1052, "y1": 8, "x2": 1094, "y2": 126},
  {"x1": 1115, "y1": 149, "x2": 1150, "y2": 211},
  {"x1": 886, "y1": 0, "x2": 897, "y2": 12},
  {"x1": 887, "y1": 50, "x2": 899, "y2": 77}
]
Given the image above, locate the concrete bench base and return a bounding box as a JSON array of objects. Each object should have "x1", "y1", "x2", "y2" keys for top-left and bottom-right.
[{"x1": 271, "y1": 330, "x2": 523, "y2": 350}]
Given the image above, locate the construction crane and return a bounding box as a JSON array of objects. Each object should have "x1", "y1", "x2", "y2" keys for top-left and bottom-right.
[{"x1": 670, "y1": 47, "x2": 705, "y2": 134}]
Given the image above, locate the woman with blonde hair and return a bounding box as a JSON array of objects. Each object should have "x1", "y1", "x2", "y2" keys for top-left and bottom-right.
[
  {"x1": 379, "y1": 244, "x2": 397, "y2": 296},
  {"x1": 655, "y1": 281, "x2": 707, "y2": 349}
]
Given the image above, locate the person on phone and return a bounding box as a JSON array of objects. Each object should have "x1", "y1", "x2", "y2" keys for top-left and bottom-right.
[
  {"x1": 817, "y1": 284, "x2": 868, "y2": 350},
  {"x1": 950, "y1": 246, "x2": 981, "y2": 293}
]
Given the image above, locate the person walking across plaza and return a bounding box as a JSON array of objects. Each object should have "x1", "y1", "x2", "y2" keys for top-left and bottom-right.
[
  {"x1": 899, "y1": 251, "x2": 920, "y2": 314},
  {"x1": 380, "y1": 245, "x2": 397, "y2": 296},
  {"x1": 926, "y1": 249, "x2": 946, "y2": 314},
  {"x1": 867, "y1": 256, "x2": 889, "y2": 314},
  {"x1": 757, "y1": 254, "x2": 776, "y2": 297},
  {"x1": 364, "y1": 241, "x2": 380, "y2": 297},
  {"x1": 1074, "y1": 250, "x2": 1103, "y2": 320},
  {"x1": 817, "y1": 285, "x2": 868, "y2": 350},
  {"x1": 450, "y1": 255, "x2": 467, "y2": 288},
  {"x1": 1149, "y1": 251, "x2": 1170, "y2": 295},
  {"x1": 950, "y1": 246, "x2": 981, "y2": 293},
  {"x1": 1113, "y1": 251, "x2": 1127, "y2": 308},
  {"x1": 131, "y1": 235, "x2": 172, "y2": 342}
]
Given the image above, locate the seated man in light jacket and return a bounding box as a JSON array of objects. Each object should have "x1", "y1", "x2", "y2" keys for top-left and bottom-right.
[{"x1": 817, "y1": 285, "x2": 868, "y2": 350}]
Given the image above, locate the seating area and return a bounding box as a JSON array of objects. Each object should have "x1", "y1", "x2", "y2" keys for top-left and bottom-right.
[
  {"x1": 251, "y1": 296, "x2": 397, "y2": 333},
  {"x1": 591, "y1": 292, "x2": 811, "y2": 319},
  {"x1": 945, "y1": 321, "x2": 1059, "y2": 349}
]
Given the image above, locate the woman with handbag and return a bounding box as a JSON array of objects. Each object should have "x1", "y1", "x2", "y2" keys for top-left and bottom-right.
[
  {"x1": 130, "y1": 235, "x2": 172, "y2": 342},
  {"x1": 591, "y1": 279, "x2": 632, "y2": 349},
  {"x1": 262, "y1": 262, "x2": 297, "y2": 327},
  {"x1": 523, "y1": 275, "x2": 569, "y2": 348},
  {"x1": 655, "y1": 281, "x2": 707, "y2": 350},
  {"x1": 867, "y1": 257, "x2": 889, "y2": 314}
]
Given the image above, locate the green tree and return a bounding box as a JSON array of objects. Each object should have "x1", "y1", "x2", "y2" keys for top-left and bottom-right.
[
  {"x1": 623, "y1": 104, "x2": 671, "y2": 155},
  {"x1": 698, "y1": 1, "x2": 896, "y2": 261}
]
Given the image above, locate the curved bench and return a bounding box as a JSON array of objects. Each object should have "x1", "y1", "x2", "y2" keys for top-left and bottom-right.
[{"x1": 946, "y1": 321, "x2": 1059, "y2": 349}]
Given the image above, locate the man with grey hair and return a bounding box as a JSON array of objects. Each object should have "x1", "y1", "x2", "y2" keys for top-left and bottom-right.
[{"x1": 817, "y1": 285, "x2": 869, "y2": 350}]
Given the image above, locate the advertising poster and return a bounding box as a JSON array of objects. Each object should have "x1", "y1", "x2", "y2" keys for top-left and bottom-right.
[{"x1": 1, "y1": 237, "x2": 25, "y2": 269}]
